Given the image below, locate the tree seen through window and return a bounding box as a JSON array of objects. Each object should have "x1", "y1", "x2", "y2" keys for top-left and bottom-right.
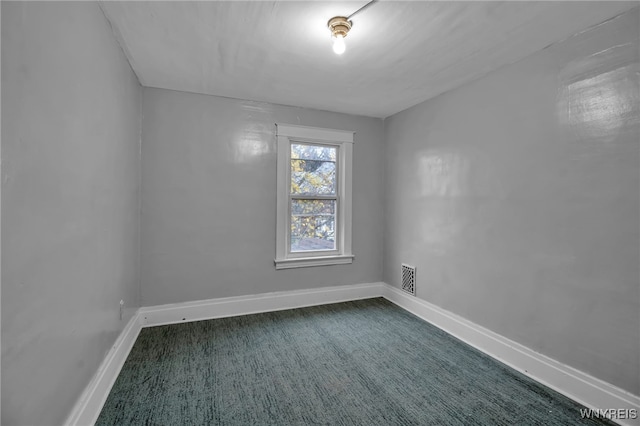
[{"x1": 290, "y1": 143, "x2": 337, "y2": 251}]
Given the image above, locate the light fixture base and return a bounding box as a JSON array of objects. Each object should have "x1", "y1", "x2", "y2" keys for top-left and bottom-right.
[{"x1": 327, "y1": 16, "x2": 352, "y2": 38}]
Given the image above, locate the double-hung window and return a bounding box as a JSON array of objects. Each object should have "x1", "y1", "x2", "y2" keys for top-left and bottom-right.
[{"x1": 275, "y1": 124, "x2": 354, "y2": 269}]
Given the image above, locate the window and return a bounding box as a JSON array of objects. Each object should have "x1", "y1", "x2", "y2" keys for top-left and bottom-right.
[{"x1": 275, "y1": 124, "x2": 354, "y2": 269}]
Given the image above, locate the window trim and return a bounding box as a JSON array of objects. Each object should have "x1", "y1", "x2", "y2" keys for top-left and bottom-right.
[{"x1": 275, "y1": 123, "x2": 354, "y2": 270}]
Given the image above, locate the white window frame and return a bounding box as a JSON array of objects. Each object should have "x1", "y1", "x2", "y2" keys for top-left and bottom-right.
[{"x1": 275, "y1": 123, "x2": 354, "y2": 269}]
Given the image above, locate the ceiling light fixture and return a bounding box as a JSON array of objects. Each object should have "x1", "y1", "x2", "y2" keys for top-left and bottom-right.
[
  {"x1": 327, "y1": 0, "x2": 377, "y2": 55},
  {"x1": 327, "y1": 16, "x2": 351, "y2": 55}
]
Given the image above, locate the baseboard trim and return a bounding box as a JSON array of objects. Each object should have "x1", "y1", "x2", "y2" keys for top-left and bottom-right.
[
  {"x1": 382, "y1": 283, "x2": 640, "y2": 426},
  {"x1": 66, "y1": 282, "x2": 639, "y2": 426},
  {"x1": 65, "y1": 312, "x2": 143, "y2": 426},
  {"x1": 65, "y1": 283, "x2": 384, "y2": 425},
  {"x1": 140, "y1": 282, "x2": 386, "y2": 327}
]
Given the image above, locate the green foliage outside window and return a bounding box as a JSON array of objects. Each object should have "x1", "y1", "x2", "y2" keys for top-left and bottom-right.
[{"x1": 290, "y1": 144, "x2": 337, "y2": 251}]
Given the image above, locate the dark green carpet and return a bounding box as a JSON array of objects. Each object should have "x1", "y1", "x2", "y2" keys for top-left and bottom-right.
[{"x1": 97, "y1": 298, "x2": 614, "y2": 425}]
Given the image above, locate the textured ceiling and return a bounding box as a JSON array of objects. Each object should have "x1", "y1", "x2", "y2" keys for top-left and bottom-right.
[{"x1": 99, "y1": 1, "x2": 637, "y2": 118}]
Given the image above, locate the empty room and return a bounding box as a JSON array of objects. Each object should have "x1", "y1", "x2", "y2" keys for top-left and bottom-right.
[{"x1": 1, "y1": 1, "x2": 639, "y2": 425}]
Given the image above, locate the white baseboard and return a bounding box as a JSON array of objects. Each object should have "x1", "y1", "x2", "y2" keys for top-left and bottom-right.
[
  {"x1": 65, "y1": 282, "x2": 384, "y2": 425},
  {"x1": 65, "y1": 312, "x2": 143, "y2": 426},
  {"x1": 382, "y1": 283, "x2": 640, "y2": 426},
  {"x1": 140, "y1": 282, "x2": 386, "y2": 327},
  {"x1": 66, "y1": 281, "x2": 639, "y2": 426}
]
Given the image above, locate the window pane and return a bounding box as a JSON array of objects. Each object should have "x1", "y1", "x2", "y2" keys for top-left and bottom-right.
[
  {"x1": 291, "y1": 199, "x2": 336, "y2": 252},
  {"x1": 291, "y1": 144, "x2": 336, "y2": 195},
  {"x1": 291, "y1": 144, "x2": 336, "y2": 161}
]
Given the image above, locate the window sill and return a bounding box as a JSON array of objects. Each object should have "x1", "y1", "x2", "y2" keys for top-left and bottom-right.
[{"x1": 274, "y1": 254, "x2": 354, "y2": 270}]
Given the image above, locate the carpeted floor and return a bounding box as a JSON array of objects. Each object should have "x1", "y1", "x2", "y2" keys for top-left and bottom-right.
[{"x1": 97, "y1": 298, "x2": 614, "y2": 425}]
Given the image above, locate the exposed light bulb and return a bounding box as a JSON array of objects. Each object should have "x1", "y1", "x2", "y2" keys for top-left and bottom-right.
[
  {"x1": 332, "y1": 34, "x2": 346, "y2": 55},
  {"x1": 327, "y1": 16, "x2": 350, "y2": 55}
]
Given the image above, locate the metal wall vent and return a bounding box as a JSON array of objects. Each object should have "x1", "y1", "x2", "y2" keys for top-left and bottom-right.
[{"x1": 401, "y1": 264, "x2": 416, "y2": 295}]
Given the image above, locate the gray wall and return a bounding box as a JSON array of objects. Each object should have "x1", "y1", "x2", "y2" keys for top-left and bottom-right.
[
  {"x1": 1, "y1": 3, "x2": 142, "y2": 425},
  {"x1": 383, "y1": 8, "x2": 639, "y2": 395},
  {"x1": 141, "y1": 88, "x2": 384, "y2": 306},
  {"x1": 2, "y1": 2, "x2": 637, "y2": 424}
]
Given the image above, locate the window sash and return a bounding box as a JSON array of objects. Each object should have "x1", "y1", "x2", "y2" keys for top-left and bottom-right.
[
  {"x1": 289, "y1": 141, "x2": 338, "y2": 197},
  {"x1": 288, "y1": 196, "x2": 340, "y2": 255},
  {"x1": 287, "y1": 141, "x2": 341, "y2": 257}
]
